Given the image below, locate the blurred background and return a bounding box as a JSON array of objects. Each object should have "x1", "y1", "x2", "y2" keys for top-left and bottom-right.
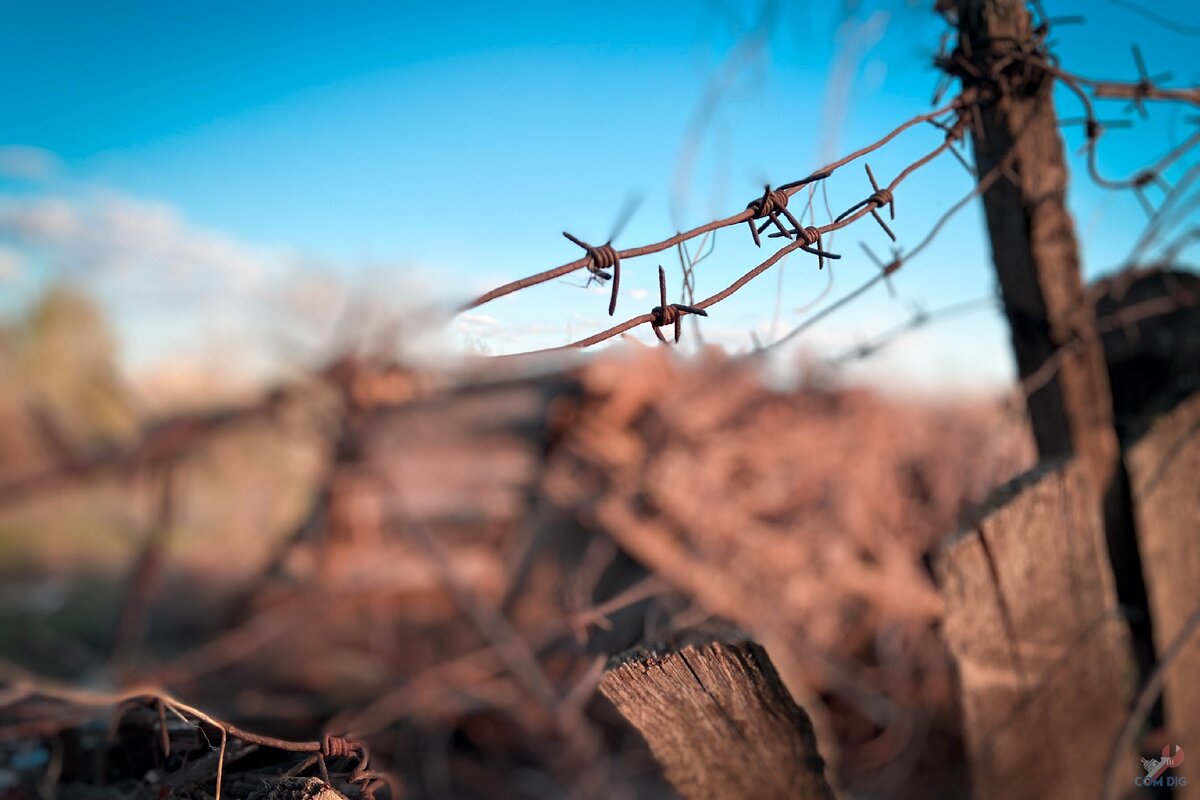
[{"x1": 0, "y1": 1, "x2": 1197, "y2": 798}]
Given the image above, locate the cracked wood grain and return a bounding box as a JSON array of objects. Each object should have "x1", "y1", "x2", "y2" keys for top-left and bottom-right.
[{"x1": 598, "y1": 639, "x2": 835, "y2": 800}]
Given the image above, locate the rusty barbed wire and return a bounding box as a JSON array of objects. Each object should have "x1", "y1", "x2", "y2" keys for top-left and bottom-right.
[
  {"x1": 935, "y1": 8, "x2": 1200, "y2": 235},
  {"x1": 461, "y1": 93, "x2": 973, "y2": 315},
  {"x1": 463, "y1": 37, "x2": 1193, "y2": 359},
  {"x1": 828, "y1": 297, "x2": 1000, "y2": 366},
  {"x1": 12, "y1": 14, "x2": 1186, "y2": 480},
  {"x1": 0, "y1": 679, "x2": 397, "y2": 800},
  {"x1": 497, "y1": 115, "x2": 974, "y2": 358},
  {"x1": 1003, "y1": 43, "x2": 1200, "y2": 215},
  {"x1": 760, "y1": 112, "x2": 1020, "y2": 354},
  {"x1": 650, "y1": 265, "x2": 707, "y2": 344},
  {"x1": 1019, "y1": 280, "x2": 1200, "y2": 398},
  {"x1": 1061, "y1": 51, "x2": 1200, "y2": 109},
  {"x1": 745, "y1": 184, "x2": 800, "y2": 247},
  {"x1": 562, "y1": 232, "x2": 622, "y2": 316},
  {"x1": 1125, "y1": 162, "x2": 1200, "y2": 262},
  {"x1": 1103, "y1": 0, "x2": 1200, "y2": 37},
  {"x1": 5, "y1": 13, "x2": 1197, "y2": 800},
  {"x1": 834, "y1": 164, "x2": 896, "y2": 242}
]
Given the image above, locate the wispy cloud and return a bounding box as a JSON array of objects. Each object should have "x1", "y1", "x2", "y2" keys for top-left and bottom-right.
[
  {"x1": 0, "y1": 184, "x2": 356, "y2": 378},
  {"x1": 0, "y1": 146, "x2": 62, "y2": 182},
  {"x1": 457, "y1": 312, "x2": 497, "y2": 327},
  {"x1": 0, "y1": 192, "x2": 279, "y2": 294},
  {"x1": 0, "y1": 246, "x2": 20, "y2": 280},
  {"x1": 0, "y1": 172, "x2": 463, "y2": 382}
]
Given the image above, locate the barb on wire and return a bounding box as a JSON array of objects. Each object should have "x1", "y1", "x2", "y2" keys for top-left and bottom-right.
[
  {"x1": 563, "y1": 232, "x2": 622, "y2": 316},
  {"x1": 767, "y1": 224, "x2": 841, "y2": 269},
  {"x1": 651, "y1": 265, "x2": 707, "y2": 344},
  {"x1": 834, "y1": 164, "x2": 897, "y2": 241},
  {"x1": 939, "y1": 19, "x2": 1199, "y2": 243},
  {"x1": 746, "y1": 185, "x2": 802, "y2": 247},
  {"x1": 1089, "y1": 126, "x2": 1200, "y2": 196},
  {"x1": 1126, "y1": 45, "x2": 1173, "y2": 119},
  {"x1": 744, "y1": 171, "x2": 830, "y2": 247},
  {"x1": 1028, "y1": 49, "x2": 1200, "y2": 108}
]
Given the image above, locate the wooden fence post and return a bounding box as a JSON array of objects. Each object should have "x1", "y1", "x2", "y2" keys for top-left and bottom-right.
[
  {"x1": 599, "y1": 640, "x2": 835, "y2": 800},
  {"x1": 1126, "y1": 392, "x2": 1200, "y2": 798},
  {"x1": 955, "y1": 0, "x2": 1118, "y2": 492},
  {"x1": 935, "y1": 460, "x2": 1134, "y2": 800}
]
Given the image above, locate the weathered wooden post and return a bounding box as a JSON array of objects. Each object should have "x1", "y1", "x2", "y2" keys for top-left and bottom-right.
[
  {"x1": 953, "y1": 0, "x2": 1119, "y2": 491},
  {"x1": 936, "y1": 461, "x2": 1134, "y2": 800},
  {"x1": 600, "y1": 640, "x2": 835, "y2": 800},
  {"x1": 935, "y1": 4, "x2": 1147, "y2": 797}
]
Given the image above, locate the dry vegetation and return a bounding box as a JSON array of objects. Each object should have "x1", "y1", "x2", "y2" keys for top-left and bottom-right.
[{"x1": 0, "y1": 314, "x2": 1037, "y2": 798}]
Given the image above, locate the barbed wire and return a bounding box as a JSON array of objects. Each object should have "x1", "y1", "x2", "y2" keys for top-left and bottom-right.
[
  {"x1": 489, "y1": 110, "x2": 975, "y2": 358},
  {"x1": 1008, "y1": 44, "x2": 1200, "y2": 222},
  {"x1": 1019, "y1": 277, "x2": 1200, "y2": 398},
  {"x1": 0, "y1": 677, "x2": 396, "y2": 800},
  {"x1": 827, "y1": 296, "x2": 1000, "y2": 366},
  {"x1": 1125, "y1": 162, "x2": 1200, "y2": 261},
  {"x1": 462, "y1": 93, "x2": 973, "y2": 317},
  {"x1": 466, "y1": 13, "x2": 1197, "y2": 360},
  {"x1": 1103, "y1": 0, "x2": 1200, "y2": 38},
  {"x1": 761, "y1": 111, "x2": 1025, "y2": 354},
  {"x1": 745, "y1": 15, "x2": 1200, "y2": 366}
]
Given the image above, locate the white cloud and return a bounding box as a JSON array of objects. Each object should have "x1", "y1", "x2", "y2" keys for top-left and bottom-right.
[
  {"x1": 0, "y1": 192, "x2": 281, "y2": 293},
  {"x1": 458, "y1": 312, "x2": 497, "y2": 327},
  {"x1": 0, "y1": 245, "x2": 21, "y2": 280},
  {"x1": 0, "y1": 146, "x2": 62, "y2": 181},
  {"x1": 0, "y1": 181, "x2": 468, "y2": 387},
  {"x1": 0, "y1": 198, "x2": 78, "y2": 239},
  {"x1": 0, "y1": 188, "x2": 350, "y2": 383}
]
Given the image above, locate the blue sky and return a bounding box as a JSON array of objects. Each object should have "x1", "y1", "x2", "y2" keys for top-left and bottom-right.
[{"x1": 1, "y1": 0, "x2": 1196, "y2": 394}]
